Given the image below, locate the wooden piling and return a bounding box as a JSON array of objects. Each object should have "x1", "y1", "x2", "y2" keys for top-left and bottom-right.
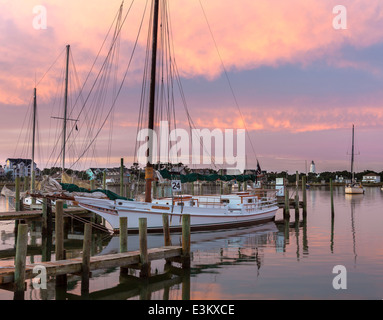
[
  {"x1": 181, "y1": 214, "x2": 191, "y2": 268},
  {"x1": 284, "y1": 179, "x2": 290, "y2": 219},
  {"x1": 55, "y1": 200, "x2": 67, "y2": 286},
  {"x1": 120, "y1": 217, "x2": 128, "y2": 253},
  {"x1": 120, "y1": 217, "x2": 129, "y2": 274},
  {"x1": 42, "y1": 198, "x2": 48, "y2": 235},
  {"x1": 15, "y1": 176, "x2": 20, "y2": 212},
  {"x1": 295, "y1": 171, "x2": 299, "y2": 217},
  {"x1": 24, "y1": 176, "x2": 29, "y2": 192},
  {"x1": 120, "y1": 158, "x2": 124, "y2": 197},
  {"x1": 330, "y1": 178, "x2": 334, "y2": 217},
  {"x1": 302, "y1": 175, "x2": 307, "y2": 218},
  {"x1": 55, "y1": 200, "x2": 65, "y2": 261},
  {"x1": 14, "y1": 223, "x2": 28, "y2": 296},
  {"x1": 139, "y1": 218, "x2": 150, "y2": 277},
  {"x1": 182, "y1": 269, "x2": 191, "y2": 300},
  {"x1": 162, "y1": 213, "x2": 171, "y2": 246},
  {"x1": 81, "y1": 223, "x2": 92, "y2": 295},
  {"x1": 295, "y1": 193, "x2": 299, "y2": 220}
]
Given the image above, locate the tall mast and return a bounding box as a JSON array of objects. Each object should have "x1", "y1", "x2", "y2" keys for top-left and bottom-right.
[
  {"x1": 351, "y1": 124, "x2": 355, "y2": 182},
  {"x1": 145, "y1": 0, "x2": 160, "y2": 203},
  {"x1": 62, "y1": 44, "x2": 70, "y2": 175},
  {"x1": 31, "y1": 88, "x2": 37, "y2": 195}
]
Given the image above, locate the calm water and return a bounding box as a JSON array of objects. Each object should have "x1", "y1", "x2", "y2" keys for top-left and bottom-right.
[{"x1": 1, "y1": 186, "x2": 383, "y2": 300}]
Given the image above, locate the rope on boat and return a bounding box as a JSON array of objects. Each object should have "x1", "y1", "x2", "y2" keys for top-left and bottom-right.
[{"x1": 63, "y1": 210, "x2": 113, "y2": 234}]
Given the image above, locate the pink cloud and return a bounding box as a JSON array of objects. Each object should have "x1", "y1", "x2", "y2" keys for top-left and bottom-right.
[{"x1": 1, "y1": 0, "x2": 383, "y2": 106}]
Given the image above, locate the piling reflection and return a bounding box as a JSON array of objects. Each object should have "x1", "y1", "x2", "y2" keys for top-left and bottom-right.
[{"x1": 345, "y1": 194, "x2": 362, "y2": 266}]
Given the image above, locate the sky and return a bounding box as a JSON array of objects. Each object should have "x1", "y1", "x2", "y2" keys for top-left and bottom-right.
[{"x1": 0, "y1": 0, "x2": 383, "y2": 173}]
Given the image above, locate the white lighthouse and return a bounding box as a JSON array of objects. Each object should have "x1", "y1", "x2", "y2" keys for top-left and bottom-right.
[{"x1": 309, "y1": 161, "x2": 316, "y2": 174}]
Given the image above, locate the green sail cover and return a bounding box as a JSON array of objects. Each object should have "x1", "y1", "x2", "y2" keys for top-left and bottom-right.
[
  {"x1": 158, "y1": 169, "x2": 257, "y2": 183},
  {"x1": 60, "y1": 183, "x2": 130, "y2": 201}
]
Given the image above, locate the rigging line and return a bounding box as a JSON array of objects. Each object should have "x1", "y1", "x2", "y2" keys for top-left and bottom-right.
[
  {"x1": 165, "y1": 2, "x2": 220, "y2": 170},
  {"x1": 66, "y1": 0, "x2": 126, "y2": 117},
  {"x1": 198, "y1": 0, "x2": 258, "y2": 162},
  {"x1": 46, "y1": 63, "x2": 67, "y2": 170},
  {"x1": 69, "y1": 0, "x2": 148, "y2": 170},
  {"x1": 172, "y1": 57, "x2": 222, "y2": 170},
  {"x1": 13, "y1": 94, "x2": 34, "y2": 158},
  {"x1": 107, "y1": 7, "x2": 123, "y2": 166},
  {"x1": 134, "y1": 0, "x2": 152, "y2": 165},
  {"x1": 45, "y1": 63, "x2": 65, "y2": 169},
  {"x1": 63, "y1": 0, "x2": 134, "y2": 161},
  {"x1": 65, "y1": 1, "x2": 137, "y2": 168},
  {"x1": 36, "y1": 47, "x2": 66, "y2": 87},
  {"x1": 63, "y1": 211, "x2": 112, "y2": 233}
]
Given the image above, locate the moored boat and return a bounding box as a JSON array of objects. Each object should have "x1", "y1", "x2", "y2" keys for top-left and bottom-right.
[
  {"x1": 75, "y1": 192, "x2": 278, "y2": 233},
  {"x1": 345, "y1": 125, "x2": 364, "y2": 195}
]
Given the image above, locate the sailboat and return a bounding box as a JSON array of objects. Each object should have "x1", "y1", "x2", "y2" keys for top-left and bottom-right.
[
  {"x1": 345, "y1": 125, "x2": 364, "y2": 194},
  {"x1": 74, "y1": 0, "x2": 278, "y2": 233},
  {"x1": 24, "y1": 46, "x2": 71, "y2": 208}
]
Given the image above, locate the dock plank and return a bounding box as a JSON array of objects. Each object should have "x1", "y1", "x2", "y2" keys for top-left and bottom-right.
[{"x1": 0, "y1": 207, "x2": 90, "y2": 221}]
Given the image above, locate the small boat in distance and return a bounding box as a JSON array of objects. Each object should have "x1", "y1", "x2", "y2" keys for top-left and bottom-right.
[{"x1": 345, "y1": 125, "x2": 364, "y2": 195}]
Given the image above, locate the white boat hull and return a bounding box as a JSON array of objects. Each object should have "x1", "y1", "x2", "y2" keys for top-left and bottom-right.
[
  {"x1": 345, "y1": 186, "x2": 364, "y2": 194},
  {"x1": 75, "y1": 196, "x2": 279, "y2": 233}
]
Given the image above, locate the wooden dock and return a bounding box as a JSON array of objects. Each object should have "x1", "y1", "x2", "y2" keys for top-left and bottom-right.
[
  {"x1": 0, "y1": 200, "x2": 191, "y2": 299},
  {"x1": 0, "y1": 246, "x2": 182, "y2": 285},
  {"x1": 0, "y1": 206, "x2": 90, "y2": 221}
]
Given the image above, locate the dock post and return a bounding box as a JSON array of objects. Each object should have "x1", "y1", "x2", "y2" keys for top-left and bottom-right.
[
  {"x1": 15, "y1": 176, "x2": 20, "y2": 212},
  {"x1": 330, "y1": 178, "x2": 334, "y2": 217},
  {"x1": 42, "y1": 198, "x2": 48, "y2": 236},
  {"x1": 120, "y1": 217, "x2": 128, "y2": 252},
  {"x1": 302, "y1": 175, "x2": 307, "y2": 218},
  {"x1": 181, "y1": 214, "x2": 191, "y2": 269},
  {"x1": 24, "y1": 176, "x2": 29, "y2": 192},
  {"x1": 119, "y1": 217, "x2": 129, "y2": 274},
  {"x1": 139, "y1": 218, "x2": 150, "y2": 277},
  {"x1": 81, "y1": 223, "x2": 92, "y2": 296},
  {"x1": 14, "y1": 223, "x2": 28, "y2": 299},
  {"x1": 295, "y1": 171, "x2": 299, "y2": 219},
  {"x1": 162, "y1": 213, "x2": 171, "y2": 246},
  {"x1": 120, "y1": 158, "x2": 124, "y2": 197},
  {"x1": 102, "y1": 171, "x2": 106, "y2": 190},
  {"x1": 283, "y1": 179, "x2": 290, "y2": 219},
  {"x1": 47, "y1": 199, "x2": 53, "y2": 235},
  {"x1": 55, "y1": 200, "x2": 67, "y2": 287},
  {"x1": 55, "y1": 200, "x2": 65, "y2": 260},
  {"x1": 182, "y1": 269, "x2": 191, "y2": 300}
]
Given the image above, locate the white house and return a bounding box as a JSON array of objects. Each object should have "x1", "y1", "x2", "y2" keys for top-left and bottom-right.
[
  {"x1": 4, "y1": 158, "x2": 40, "y2": 179},
  {"x1": 362, "y1": 173, "x2": 381, "y2": 183}
]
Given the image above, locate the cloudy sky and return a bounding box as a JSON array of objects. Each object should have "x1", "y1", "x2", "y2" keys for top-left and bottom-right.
[{"x1": 0, "y1": 0, "x2": 382, "y2": 173}]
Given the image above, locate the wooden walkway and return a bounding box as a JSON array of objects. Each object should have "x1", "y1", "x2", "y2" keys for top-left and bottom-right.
[
  {"x1": 0, "y1": 207, "x2": 90, "y2": 221},
  {"x1": 0, "y1": 246, "x2": 182, "y2": 285}
]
